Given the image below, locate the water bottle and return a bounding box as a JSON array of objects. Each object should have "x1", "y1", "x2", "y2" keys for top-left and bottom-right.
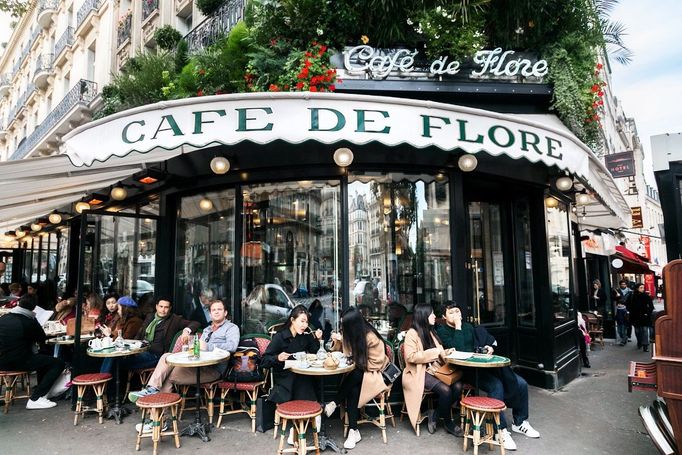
[
  {"x1": 316, "y1": 339, "x2": 327, "y2": 361},
  {"x1": 193, "y1": 333, "x2": 201, "y2": 359},
  {"x1": 114, "y1": 330, "x2": 125, "y2": 350}
]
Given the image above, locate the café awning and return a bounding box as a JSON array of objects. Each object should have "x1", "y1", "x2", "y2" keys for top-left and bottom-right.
[{"x1": 612, "y1": 245, "x2": 652, "y2": 274}]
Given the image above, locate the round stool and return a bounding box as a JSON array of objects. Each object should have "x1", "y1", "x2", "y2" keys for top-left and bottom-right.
[
  {"x1": 135, "y1": 392, "x2": 182, "y2": 455},
  {"x1": 274, "y1": 400, "x2": 322, "y2": 455},
  {"x1": 461, "y1": 396, "x2": 507, "y2": 455},
  {"x1": 0, "y1": 370, "x2": 31, "y2": 413},
  {"x1": 72, "y1": 373, "x2": 112, "y2": 425}
]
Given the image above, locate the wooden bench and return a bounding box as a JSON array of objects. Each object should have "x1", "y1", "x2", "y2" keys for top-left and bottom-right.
[{"x1": 628, "y1": 361, "x2": 657, "y2": 392}]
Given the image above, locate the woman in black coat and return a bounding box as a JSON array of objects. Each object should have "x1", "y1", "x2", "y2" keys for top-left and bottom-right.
[
  {"x1": 629, "y1": 283, "x2": 654, "y2": 352},
  {"x1": 590, "y1": 279, "x2": 607, "y2": 312}
]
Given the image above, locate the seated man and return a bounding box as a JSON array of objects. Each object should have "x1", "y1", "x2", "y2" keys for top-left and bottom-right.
[
  {"x1": 129, "y1": 298, "x2": 240, "y2": 400},
  {"x1": 101, "y1": 297, "x2": 200, "y2": 374},
  {"x1": 0, "y1": 294, "x2": 66, "y2": 409},
  {"x1": 435, "y1": 301, "x2": 540, "y2": 451}
]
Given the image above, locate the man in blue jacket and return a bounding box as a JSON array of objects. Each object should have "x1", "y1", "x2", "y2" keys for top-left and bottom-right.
[
  {"x1": 0, "y1": 294, "x2": 65, "y2": 409},
  {"x1": 436, "y1": 301, "x2": 540, "y2": 451}
]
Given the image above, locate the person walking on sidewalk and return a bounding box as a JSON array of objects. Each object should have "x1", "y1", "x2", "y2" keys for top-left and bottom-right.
[
  {"x1": 629, "y1": 283, "x2": 654, "y2": 352},
  {"x1": 0, "y1": 294, "x2": 66, "y2": 409}
]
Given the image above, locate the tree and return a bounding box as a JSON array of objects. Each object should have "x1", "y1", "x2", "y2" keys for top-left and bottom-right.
[{"x1": 0, "y1": 0, "x2": 29, "y2": 17}]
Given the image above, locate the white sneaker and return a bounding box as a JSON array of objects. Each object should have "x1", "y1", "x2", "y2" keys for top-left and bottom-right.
[
  {"x1": 287, "y1": 427, "x2": 295, "y2": 446},
  {"x1": 315, "y1": 415, "x2": 322, "y2": 432},
  {"x1": 343, "y1": 429, "x2": 362, "y2": 449},
  {"x1": 499, "y1": 428, "x2": 517, "y2": 451},
  {"x1": 136, "y1": 420, "x2": 169, "y2": 434},
  {"x1": 324, "y1": 401, "x2": 337, "y2": 418},
  {"x1": 26, "y1": 396, "x2": 57, "y2": 409},
  {"x1": 512, "y1": 420, "x2": 540, "y2": 438}
]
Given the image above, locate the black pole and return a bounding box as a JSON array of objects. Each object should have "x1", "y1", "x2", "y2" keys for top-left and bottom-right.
[
  {"x1": 36, "y1": 234, "x2": 43, "y2": 283},
  {"x1": 341, "y1": 173, "x2": 349, "y2": 311},
  {"x1": 71, "y1": 213, "x2": 88, "y2": 408}
]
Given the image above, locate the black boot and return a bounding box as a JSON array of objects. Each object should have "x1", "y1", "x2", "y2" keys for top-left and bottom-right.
[
  {"x1": 643, "y1": 345, "x2": 649, "y2": 352},
  {"x1": 426, "y1": 409, "x2": 437, "y2": 434},
  {"x1": 582, "y1": 358, "x2": 591, "y2": 368},
  {"x1": 444, "y1": 419, "x2": 464, "y2": 437}
]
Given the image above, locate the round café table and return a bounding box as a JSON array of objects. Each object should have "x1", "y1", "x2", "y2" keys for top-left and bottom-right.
[
  {"x1": 445, "y1": 352, "x2": 510, "y2": 392},
  {"x1": 88, "y1": 342, "x2": 149, "y2": 423},
  {"x1": 290, "y1": 361, "x2": 355, "y2": 453},
  {"x1": 47, "y1": 334, "x2": 95, "y2": 358},
  {"x1": 165, "y1": 350, "x2": 230, "y2": 442}
]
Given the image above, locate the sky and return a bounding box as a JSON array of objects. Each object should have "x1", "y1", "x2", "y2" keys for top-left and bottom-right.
[{"x1": 1, "y1": 2, "x2": 680, "y2": 185}]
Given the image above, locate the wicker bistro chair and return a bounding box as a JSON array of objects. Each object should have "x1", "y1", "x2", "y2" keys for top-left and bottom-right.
[
  {"x1": 72, "y1": 373, "x2": 112, "y2": 425},
  {"x1": 398, "y1": 342, "x2": 434, "y2": 437},
  {"x1": 216, "y1": 335, "x2": 271, "y2": 431},
  {"x1": 125, "y1": 330, "x2": 185, "y2": 402},
  {"x1": 343, "y1": 340, "x2": 396, "y2": 443},
  {"x1": 135, "y1": 392, "x2": 182, "y2": 455},
  {"x1": 175, "y1": 380, "x2": 221, "y2": 424},
  {"x1": 274, "y1": 400, "x2": 322, "y2": 455},
  {"x1": 0, "y1": 370, "x2": 31, "y2": 413},
  {"x1": 461, "y1": 396, "x2": 507, "y2": 455}
]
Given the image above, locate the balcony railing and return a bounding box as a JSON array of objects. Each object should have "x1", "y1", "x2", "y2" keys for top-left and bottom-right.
[
  {"x1": 118, "y1": 14, "x2": 132, "y2": 47},
  {"x1": 77, "y1": 0, "x2": 101, "y2": 31},
  {"x1": 185, "y1": 0, "x2": 245, "y2": 53},
  {"x1": 54, "y1": 27, "x2": 75, "y2": 60},
  {"x1": 142, "y1": 0, "x2": 159, "y2": 21},
  {"x1": 10, "y1": 79, "x2": 97, "y2": 161},
  {"x1": 7, "y1": 85, "x2": 35, "y2": 124},
  {"x1": 38, "y1": 0, "x2": 59, "y2": 15},
  {"x1": 35, "y1": 53, "x2": 54, "y2": 73}
]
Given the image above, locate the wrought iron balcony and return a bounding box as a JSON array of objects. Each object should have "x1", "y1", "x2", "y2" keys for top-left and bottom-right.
[
  {"x1": 10, "y1": 80, "x2": 98, "y2": 161},
  {"x1": 118, "y1": 14, "x2": 132, "y2": 47},
  {"x1": 185, "y1": 0, "x2": 245, "y2": 53},
  {"x1": 7, "y1": 86, "x2": 34, "y2": 125},
  {"x1": 77, "y1": 0, "x2": 101, "y2": 32},
  {"x1": 54, "y1": 27, "x2": 75, "y2": 61},
  {"x1": 142, "y1": 0, "x2": 159, "y2": 21},
  {"x1": 0, "y1": 74, "x2": 10, "y2": 97},
  {"x1": 38, "y1": 0, "x2": 59, "y2": 29},
  {"x1": 33, "y1": 53, "x2": 54, "y2": 89}
]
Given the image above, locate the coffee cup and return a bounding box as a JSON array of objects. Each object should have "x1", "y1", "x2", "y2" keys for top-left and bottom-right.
[
  {"x1": 88, "y1": 338, "x2": 103, "y2": 350},
  {"x1": 130, "y1": 341, "x2": 142, "y2": 349},
  {"x1": 101, "y1": 336, "x2": 113, "y2": 348}
]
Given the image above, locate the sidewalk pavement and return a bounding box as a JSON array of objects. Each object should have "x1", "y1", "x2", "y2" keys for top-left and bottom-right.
[{"x1": 0, "y1": 339, "x2": 659, "y2": 454}]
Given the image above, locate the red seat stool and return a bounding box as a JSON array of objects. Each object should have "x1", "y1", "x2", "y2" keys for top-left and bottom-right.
[
  {"x1": 135, "y1": 392, "x2": 182, "y2": 455},
  {"x1": 72, "y1": 373, "x2": 112, "y2": 425},
  {"x1": 273, "y1": 400, "x2": 322, "y2": 455},
  {"x1": 0, "y1": 370, "x2": 31, "y2": 413},
  {"x1": 216, "y1": 379, "x2": 268, "y2": 431},
  {"x1": 461, "y1": 396, "x2": 507, "y2": 455}
]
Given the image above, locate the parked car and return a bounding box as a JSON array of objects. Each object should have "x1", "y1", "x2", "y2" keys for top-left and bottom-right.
[
  {"x1": 243, "y1": 283, "x2": 296, "y2": 325},
  {"x1": 132, "y1": 279, "x2": 154, "y2": 298},
  {"x1": 353, "y1": 280, "x2": 375, "y2": 306}
]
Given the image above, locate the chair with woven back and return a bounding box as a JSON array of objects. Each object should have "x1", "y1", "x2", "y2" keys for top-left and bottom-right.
[
  {"x1": 125, "y1": 330, "x2": 185, "y2": 402},
  {"x1": 216, "y1": 334, "x2": 271, "y2": 432},
  {"x1": 343, "y1": 339, "x2": 396, "y2": 443},
  {"x1": 398, "y1": 340, "x2": 434, "y2": 436}
]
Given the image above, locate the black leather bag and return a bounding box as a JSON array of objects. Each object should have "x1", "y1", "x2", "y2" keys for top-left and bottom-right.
[
  {"x1": 381, "y1": 362, "x2": 401, "y2": 385},
  {"x1": 255, "y1": 395, "x2": 276, "y2": 433}
]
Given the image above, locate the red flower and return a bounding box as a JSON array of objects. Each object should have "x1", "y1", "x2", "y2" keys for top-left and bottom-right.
[
  {"x1": 596, "y1": 63, "x2": 603, "y2": 70},
  {"x1": 269, "y1": 84, "x2": 281, "y2": 92},
  {"x1": 296, "y1": 82, "x2": 305, "y2": 90},
  {"x1": 598, "y1": 100, "x2": 604, "y2": 106},
  {"x1": 329, "y1": 84, "x2": 336, "y2": 91},
  {"x1": 310, "y1": 86, "x2": 318, "y2": 92},
  {"x1": 304, "y1": 59, "x2": 312, "y2": 68},
  {"x1": 305, "y1": 51, "x2": 312, "y2": 58},
  {"x1": 215, "y1": 89, "x2": 223, "y2": 95},
  {"x1": 591, "y1": 84, "x2": 599, "y2": 93},
  {"x1": 598, "y1": 91, "x2": 604, "y2": 97},
  {"x1": 197, "y1": 89, "x2": 204, "y2": 96}
]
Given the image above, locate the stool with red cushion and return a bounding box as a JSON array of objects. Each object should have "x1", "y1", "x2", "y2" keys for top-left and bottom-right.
[
  {"x1": 0, "y1": 370, "x2": 31, "y2": 413},
  {"x1": 135, "y1": 392, "x2": 182, "y2": 455},
  {"x1": 460, "y1": 396, "x2": 507, "y2": 455},
  {"x1": 274, "y1": 400, "x2": 322, "y2": 455},
  {"x1": 72, "y1": 373, "x2": 112, "y2": 425}
]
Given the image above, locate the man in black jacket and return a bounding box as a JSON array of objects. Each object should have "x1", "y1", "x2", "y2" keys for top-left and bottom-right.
[{"x1": 0, "y1": 294, "x2": 65, "y2": 409}]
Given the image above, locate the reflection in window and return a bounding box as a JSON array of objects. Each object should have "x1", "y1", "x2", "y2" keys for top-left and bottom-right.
[
  {"x1": 468, "y1": 202, "x2": 505, "y2": 326},
  {"x1": 546, "y1": 200, "x2": 572, "y2": 324},
  {"x1": 514, "y1": 199, "x2": 535, "y2": 327},
  {"x1": 57, "y1": 228, "x2": 70, "y2": 295},
  {"x1": 176, "y1": 190, "x2": 235, "y2": 323},
  {"x1": 241, "y1": 181, "x2": 341, "y2": 338},
  {"x1": 349, "y1": 173, "x2": 451, "y2": 341}
]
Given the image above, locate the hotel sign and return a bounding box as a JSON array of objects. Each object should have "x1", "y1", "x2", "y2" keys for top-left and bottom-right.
[{"x1": 604, "y1": 151, "x2": 636, "y2": 178}]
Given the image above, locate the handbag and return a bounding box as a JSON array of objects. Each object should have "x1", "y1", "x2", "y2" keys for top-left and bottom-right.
[
  {"x1": 432, "y1": 363, "x2": 463, "y2": 386},
  {"x1": 381, "y1": 362, "x2": 401, "y2": 385},
  {"x1": 46, "y1": 368, "x2": 71, "y2": 399},
  {"x1": 255, "y1": 395, "x2": 276, "y2": 433}
]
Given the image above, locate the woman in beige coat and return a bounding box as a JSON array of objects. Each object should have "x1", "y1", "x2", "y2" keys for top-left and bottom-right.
[
  {"x1": 402, "y1": 303, "x2": 463, "y2": 437},
  {"x1": 326, "y1": 307, "x2": 389, "y2": 450}
]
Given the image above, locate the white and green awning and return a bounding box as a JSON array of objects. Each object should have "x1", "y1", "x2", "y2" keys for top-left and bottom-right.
[{"x1": 3, "y1": 92, "x2": 628, "y2": 229}]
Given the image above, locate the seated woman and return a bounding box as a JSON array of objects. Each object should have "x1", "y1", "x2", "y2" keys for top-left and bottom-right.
[
  {"x1": 402, "y1": 302, "x2": 463, "y2": 437},
  {"x1": 97, "y1": 293, "x2": 120, "y2": 334},
  {"x1": 85, "y1": 293, "x2": 103, "y2": 319},
  {"x1": 100, "y1": 296, "x2": 143, "y2": 339},
  {"x1": 324, "y1": 307, "x2": 389, "y2": 450},
  {"x1": 53, "y1": 297, "x2": 77, "y2": 324}
]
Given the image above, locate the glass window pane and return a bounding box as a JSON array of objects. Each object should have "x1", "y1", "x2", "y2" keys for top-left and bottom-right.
[
  {"x1": 57, "y1": 228, "x2": 70, "y2": 295},
  {"x1": 547, "y1": 201, "x2": 572, "y2": 324},
  {"x1": 176, "y1": 190, "x2": 235, "y2": 323},
  {"x1": 468, "y1": 202, "x2": 505, "y2": 326},
  {"x1": 515, "y1": 199, "x2": 535, "y2": 327},
  {"x1": 349, "y1": 173, "x2": 451, "y2": 341},
  {"x1": 241, "y1": 181, "x2": 341, "y2": 337}
]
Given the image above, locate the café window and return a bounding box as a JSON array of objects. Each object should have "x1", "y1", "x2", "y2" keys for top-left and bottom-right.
[
  {"x1": 175, "y1": 189, "x2": 235, "y2": 321},
  {"x1": 240, "y1": 181, "x2": 341, "y2": 337},
  {"x1": 546, "y1": 198, "x2": 573, "y2": 324},
  {"x1": 348, "y1": 172, "x2": 451, "y2": 342},
  {"x1": 514, "y1": 198, "x2": 536, "y2": 327}
]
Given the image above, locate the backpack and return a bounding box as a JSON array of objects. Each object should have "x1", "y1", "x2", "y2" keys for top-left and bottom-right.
[{"x1": 225, "y1": 337, "x2": 264, "y2": 383}]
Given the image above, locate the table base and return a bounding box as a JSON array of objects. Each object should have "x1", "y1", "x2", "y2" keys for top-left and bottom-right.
[
  {"x1": 318, "y1": 433, "x2": 346, "y2": 453},
  {"x1": 180, "y1": 421, "x2": 211, "y2": 442},
  {"x1": 106, "y1": 403, "x2": 130, "y2": 424}
]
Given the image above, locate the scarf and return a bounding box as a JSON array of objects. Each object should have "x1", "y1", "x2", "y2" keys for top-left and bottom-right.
[
  {"x1": 144, "y1": 314, "x2": 166, "y2": 342},
  {"x1": 10, "y1": 306, "x2": 35, "y2": 319}
]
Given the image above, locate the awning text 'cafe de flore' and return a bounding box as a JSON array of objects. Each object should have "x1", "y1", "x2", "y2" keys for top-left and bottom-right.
[{"x1": 2, "y1": 46, "x2": 630, "y2": 389}]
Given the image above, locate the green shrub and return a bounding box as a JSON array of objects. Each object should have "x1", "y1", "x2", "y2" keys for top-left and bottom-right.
[
  {"x1": 196, "y1": 0, "x2": 225, "y2": 16},
  {"x1": 154, "y1": 25, "x2": 183, "y2": 51}
]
